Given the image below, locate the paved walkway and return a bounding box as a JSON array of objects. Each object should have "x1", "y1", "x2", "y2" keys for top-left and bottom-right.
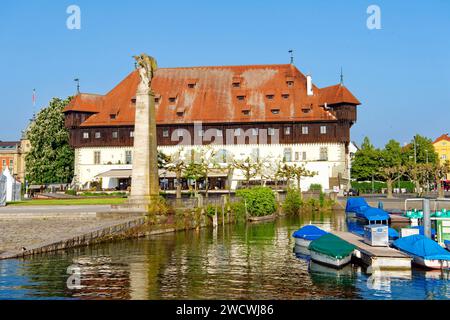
[{"x1": 0, "y1": 205, "x2": 147, "y2": 259}]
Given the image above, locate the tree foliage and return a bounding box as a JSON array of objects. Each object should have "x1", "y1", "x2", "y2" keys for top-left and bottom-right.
[
  {"x1": 26, "y1": 97, "x2": 74, "y2": 184},
  {"x1": 351, "y1": 137, "x2": 382, "y2": 180}
]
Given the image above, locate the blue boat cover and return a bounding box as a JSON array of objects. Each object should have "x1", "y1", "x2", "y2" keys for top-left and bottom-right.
[
  {"x1": 388, "y1": 228, "x2": 399, "y2": 240},
  {"x1": 445, "y1": 240, "x2": 450, "y2": 245},
  {"x1": 293, "y1": 225, "x2": 328, "y2": 240},
  {"x1": 345, "y1": 197, "x2": 370, "y2": 214},
  {"x1": 393, "y1": 235, "x2": 450, "y2": 261},
  {"x1": 411, "y1": 226, "x2": 436, "y2": 237},
  {"x1": 358, "y1": 207, "x2": 390, "y2": 222}
]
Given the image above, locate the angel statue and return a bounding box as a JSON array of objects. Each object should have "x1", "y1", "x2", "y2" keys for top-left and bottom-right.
[{"x1": 133, "y1": 53, "x2": 158, "y2": 92}]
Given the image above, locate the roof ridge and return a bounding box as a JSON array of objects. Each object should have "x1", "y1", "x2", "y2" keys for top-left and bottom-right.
[{"x1": 158, "y1": 63, "x2": 293, "y2": 70}]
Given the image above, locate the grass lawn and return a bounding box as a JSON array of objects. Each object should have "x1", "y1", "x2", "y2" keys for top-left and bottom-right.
[{"x1": 7, "y1": 197, "x2": 127, "y2": 206}]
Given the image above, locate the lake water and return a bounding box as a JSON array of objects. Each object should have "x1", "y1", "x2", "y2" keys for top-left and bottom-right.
[{"x1": 0, "y1": 211, "x2": 449, "y2": 300}]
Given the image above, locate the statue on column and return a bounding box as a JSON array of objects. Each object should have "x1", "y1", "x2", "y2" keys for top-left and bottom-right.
[{"x1": 133, "y1": 54, "x2": 158, "y2": 92}]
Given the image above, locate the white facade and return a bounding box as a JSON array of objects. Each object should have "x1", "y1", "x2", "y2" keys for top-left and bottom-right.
[{"x1": 74, "y1": 143, "x2": 350, "y2": 191}]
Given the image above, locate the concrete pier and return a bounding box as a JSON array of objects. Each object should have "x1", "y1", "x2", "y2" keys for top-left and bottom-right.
[{"x1": 332, "y1": 231, "x2": 412, "y2": 270}]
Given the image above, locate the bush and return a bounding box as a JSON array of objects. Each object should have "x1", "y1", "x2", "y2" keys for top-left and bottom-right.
[
  {"x1": 235, "y1": 187, "x2": 277, "y2": 217},
  {"x1": 283, "y1": 188, "x2": 302, "y2": 215},
  {"x1": 309, "y1": 184, "x2": 322, "y2": 192},
  {"x1": 351, "y1": 181, "x2": 415, "y2": 193},
  {"x1": 65, "y1": 189, "x2": 77, "y2": 196},
  {"x1": 230, "y1": 201, "x2": 246, "y2": 222},
  {"x1": 205, "y1": 204, "x2": 218, "y2": 217}
]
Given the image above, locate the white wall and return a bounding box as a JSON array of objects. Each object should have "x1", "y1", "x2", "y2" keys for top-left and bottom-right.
[{"x1": 74, "y1": 143, "x2": 349, "y2": 191}]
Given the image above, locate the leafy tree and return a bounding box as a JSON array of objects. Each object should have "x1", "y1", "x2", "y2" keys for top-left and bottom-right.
[
  {"x1": 378, "y1": 166, "x2": 406, "y2": 199},
  {"x1": 381, "y1": 139, "x2": 403, "y2": 167},
  {"x1": 26, "y1": 97, "x2": 74, "y2": 184},
  {"x1": 232, "y1": 156, "x2": 263, "y2": 187},
  {"x1": 433, "y1": 161, "x2": 450, "y2": 199},
  {"x1": 278, "y1": 163, "x2": 317, "y2": 197},
  {"x1": 402, "y1": 134, "x2": 438, "y2": 165},
  {"x1": 157, "y1": 151, "x2": 170, "y2": 169},
  {"x1": 351, "y1": 137, "x2": 383, "y2": 181},
  {"x1": 166, "y1": 148, "x2": 187, "y2": 199}
]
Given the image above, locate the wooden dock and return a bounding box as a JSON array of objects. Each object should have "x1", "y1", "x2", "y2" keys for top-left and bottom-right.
[
  {"x1": 332, "y1": 231, "x2": 412, "y2": 270},
  {"x1": 389, "y1": 214, "x2": 411, "y2": 224}
]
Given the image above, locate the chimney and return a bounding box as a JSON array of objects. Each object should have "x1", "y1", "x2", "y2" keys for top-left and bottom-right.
[{"x1": 306, "y1": 75, "x2": 313, "y2": 96}]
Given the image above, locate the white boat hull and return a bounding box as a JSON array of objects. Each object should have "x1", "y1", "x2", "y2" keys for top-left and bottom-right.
[
  {"x1": 309, "y1": 249, "x2": 353, "y2": 268},
  {"x1": 294, "y1": 238, "x2": 312, "y2": 247},
  {"x1": 411, "y1": 255, "x2": 450, "y2": 270}
]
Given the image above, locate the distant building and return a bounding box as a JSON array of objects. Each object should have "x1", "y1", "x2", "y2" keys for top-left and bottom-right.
[
  {"x1": 63, "y1": 63, "x2": 361, "y2": 191},
  {"x1": 433, "y1": 134, "x2": 450, "y2": 179},
  {"x1": 0, "y1": 141, "x2": 28, "y2": 182}
]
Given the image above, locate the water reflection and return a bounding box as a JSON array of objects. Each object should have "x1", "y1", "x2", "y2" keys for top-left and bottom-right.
[{"x1": 0, "y1": 210, "x2": 448, "y2": 300}]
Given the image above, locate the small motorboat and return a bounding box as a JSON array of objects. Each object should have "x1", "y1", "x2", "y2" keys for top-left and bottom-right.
[
  {"x1": 292, "y1": 225, "x2": 328, "y2": 247},
  {"x1": 345, "y1": 198, "x2": 389, "y2": 224},
  {"x1": 445, "y1": 240, "x2": 450, "y2": 252},
  {"x1": 308, "y1": 233, "x2": 356, "y2": 268},
  {"x1": 393, "y1": 235, "x2": 450, "y2": 270}
]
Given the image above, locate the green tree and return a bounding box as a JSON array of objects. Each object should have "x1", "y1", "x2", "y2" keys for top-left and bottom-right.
[
  {"x1": 402, "y1": 134, "x2": 438, "y2": 165},
  {"x1": 351, "y1": 137, "x2": 382, "y2": 181},
  {"x1": 26, "y1": 97, "x2": 74, "y2": 184}
]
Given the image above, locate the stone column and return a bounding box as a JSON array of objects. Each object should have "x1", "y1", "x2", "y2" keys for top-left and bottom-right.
[{"x1": 128, "y1": 77, "x2": 160, "y2": 208}]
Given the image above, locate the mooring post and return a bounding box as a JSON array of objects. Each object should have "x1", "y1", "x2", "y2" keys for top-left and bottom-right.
[{"x1": 423, "y1": 198, "x2": 431, "y2": 239}]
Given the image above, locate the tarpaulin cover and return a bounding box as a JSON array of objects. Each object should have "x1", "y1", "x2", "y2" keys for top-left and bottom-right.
[
  {"x1": 411, "y1": 226, "x2": 436, "y2": 238},
  {"x1": 345, "y1": 197, "x2": 370, "y2": 214},
  {"x1": 292, "y1": 225, "x2": 328, "y2": 241},
  {"x1": 357, "y1": 207, "x2": 390, "y2": 222},
  {"x1": 393, "y1": 235, "x2": 450, "y2": 261},
  {"x1": 388, "y1": 228, "x2": 399, "y2": 239},
  {"x1": 308, "y1": 233, "x2": 356, "y2": 259}
]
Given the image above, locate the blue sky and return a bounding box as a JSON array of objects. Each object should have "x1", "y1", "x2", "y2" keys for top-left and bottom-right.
[{"x1": 0, "y1": 0, "x2": 449, "y2": 147}]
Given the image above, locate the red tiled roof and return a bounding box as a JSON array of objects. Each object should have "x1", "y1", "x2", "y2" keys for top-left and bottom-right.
[
  {"x1": 319, "y1": 84, "x2": 361, "y2": 106},
  {"x1": 434, "y1": 134, "x2": 450, "y2": 144},
  {"x1": 63, "y1": 64, "x2": 360, "y2": 127}
]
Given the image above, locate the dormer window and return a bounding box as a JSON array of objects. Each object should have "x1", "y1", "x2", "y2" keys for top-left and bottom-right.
[
  {"x1": 186, "y1": 79, "x2": 198, "y2": 89},
  {"x1": 155, "y1": 97, "x2": 160, "y2": 103},
  {"x1": 131, "y1": 96, "x2": 137, "y2": 103},
  {"x1": 282, "y1": 94, "x2": 289, "y2": 99},
  {"x1": 266, "y1": 94, "x2": 274, "y2": 100},
  {"x1": 242, "y1": 110, "x2": 250, "y2": 116},
  {"x1": 232, "y1": 76, "x2": 242, "y2": 88},
  {"x1": 176, "y1": 107, "x2": 185, "y2": 116},
  {"x1": 169, "y1": 97, "x2": 177, "y2": 103},
  {"x1": 286, "y1": 81, "x2": 294, "y2": 87},
  {"x1": 237, "y1": 95, "x2": 246, "y2": 101},
  {"x1": 271, "y1": 108, "x2": 280, "y2": 115},
  {"x1": 302, "y1": 108, "x2": 311, "y2": 114},
  {"x1": 110, "y1": 114, "x2": 116, "y2": 120}
]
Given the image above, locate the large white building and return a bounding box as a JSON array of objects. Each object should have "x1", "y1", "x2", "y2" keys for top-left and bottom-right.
[{"x1": 63, "y1": 63, "x2": 360, "y2": 192}]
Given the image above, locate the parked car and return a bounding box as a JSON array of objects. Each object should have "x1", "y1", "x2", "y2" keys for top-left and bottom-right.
[{"x1": 344, "y1": 188, "x2": 360, "y2": 196}]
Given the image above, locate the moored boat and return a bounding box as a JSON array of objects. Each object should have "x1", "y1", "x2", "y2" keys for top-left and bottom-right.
[
  {"x1": 345, "y1": 198, "x2": 389, "y2": 224},
  {"x1": 445, "y1": 240, "x2": 450, "y2": 252},
  {"x1": 247, "y1": 214, "x2": 276, "y2": 222},
  {"x1": 308, "y1": 233, "x2": 356, "y2": 268},
  {"x1": 393, "y1": 235, "x2": 450, "y2": 270},
  {"x1": 292, "y1": 225, "x2": 328, "y2": 247}
]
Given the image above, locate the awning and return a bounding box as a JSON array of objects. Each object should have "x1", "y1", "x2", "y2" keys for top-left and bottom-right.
[{"x1": 96, "y1": 168, "x2": 228, "y2": 179}]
